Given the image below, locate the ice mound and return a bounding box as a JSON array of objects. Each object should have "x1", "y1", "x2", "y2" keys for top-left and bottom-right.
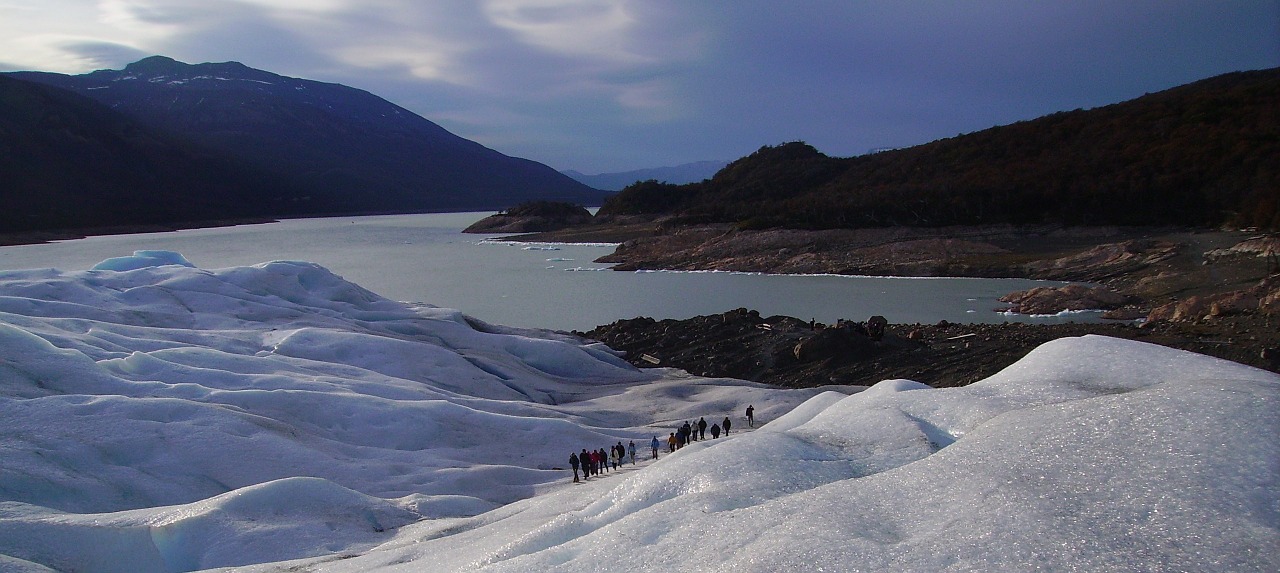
[
  {"x1": 0, "y1": 252, "x2": 841, "y2": 572},
  {"x1": 2, "y1": 252, "x2": 1275, "y2": 572},
  {"x1": 301, "y1": 337, "x2": 1279, "y2": 573},
  {"x1": 0, "y1": 253, "x2": 671, "y2": 515},
  {"x1": 90, "y1": 250, "x2": 196, "y2": 272},
  {"x1": 0, "y1": 477, "x2": 418, "y2": 572}
]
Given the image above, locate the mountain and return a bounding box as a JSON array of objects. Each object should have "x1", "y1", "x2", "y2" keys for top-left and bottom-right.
[
  {"x1": 4, "y1": 56, "x2": 606, "y2": 232},
  {"x1": 0, "y1": 75, "x2": 303, "y2": 234},
  {"x1": 562, "y1": 160, "x2": 728, "y2": 191},
  {"x1": 597, "y1": 68, "x2": 1280, "y2": 230}
]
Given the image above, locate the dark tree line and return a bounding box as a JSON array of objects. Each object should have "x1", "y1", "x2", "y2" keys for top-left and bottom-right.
[{"x1": 598, "y1": 68, "x2": 1280, "y2": 231}]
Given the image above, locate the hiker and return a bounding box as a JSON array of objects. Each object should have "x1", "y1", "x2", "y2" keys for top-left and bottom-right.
[
  {"x1": 722, "y1": 416, "x2": 731, "y2": 435},
  {"x1": 698, "y1": 417, "x2": 707, "y2": 440},
  {"x1": 628, "y1": 440, "x2": 637, "y2": 464},
  {"x1": 611, "y1": 445, "x2": 620, "y2": 470},
  {"x1": 600, "y1": 448, "x2": 610, "y2": 472},
  {"x1": 667, "y1": 432, "x2": 677, "y2": 452},
  {"x1": 581, "y1": 449, "x2": 592, "y2": 478},
  {"x1": 569, "y1": 452, "x2": 581, "y2": 482},
  {"x1": 710, "y1": 423, "x2": 720, "y2": 439},
  {"x1": 651, "y1": 435, "x2": 661, "y2": 459},
  {"x1": 746, "y1": 405, "x2": 754, "y2": 427}
]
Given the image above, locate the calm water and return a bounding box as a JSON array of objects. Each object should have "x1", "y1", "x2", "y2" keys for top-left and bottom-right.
[{"x1": 0, "y1": 213, "x2": 1096, "y2": 331}]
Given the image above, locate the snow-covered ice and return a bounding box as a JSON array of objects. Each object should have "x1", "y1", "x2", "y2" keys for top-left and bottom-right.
[{"x1": 0, "y1": 251, "x2": 1276, "y2": 572}]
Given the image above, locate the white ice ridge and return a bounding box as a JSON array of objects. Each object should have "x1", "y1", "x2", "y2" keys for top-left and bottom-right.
[{"x1": 0, "y1": 250, "x2": 1276, "y2": 572}]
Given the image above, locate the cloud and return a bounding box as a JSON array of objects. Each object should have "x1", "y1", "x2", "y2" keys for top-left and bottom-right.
[
  {"x1": 481, "y1": 0, "x2": 639, "y2": 62},
  {"x1": 56, "y1": 39, "x2": 152, "y2": 68},
  {"x1": 1, "y1": 1, "x2": 1274, "y2": 172}
]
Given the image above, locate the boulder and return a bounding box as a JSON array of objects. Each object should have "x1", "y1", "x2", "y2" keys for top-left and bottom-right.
[
  {"x1": 792, "y1": 327, "x2": 877, "y2": 362},
  {"x1": 1209, "y1": 291, "x2": 1261, "y2": 317}
]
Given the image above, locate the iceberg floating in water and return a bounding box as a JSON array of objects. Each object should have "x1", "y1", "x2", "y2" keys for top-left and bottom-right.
[{"x1": 90, "y1": 250, "x2": 196, "y2": 271}]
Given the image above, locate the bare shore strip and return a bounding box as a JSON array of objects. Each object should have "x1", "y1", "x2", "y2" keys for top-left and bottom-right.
[{"x1": 489, "y1": 219, "x2": 1280, "y2": 382}]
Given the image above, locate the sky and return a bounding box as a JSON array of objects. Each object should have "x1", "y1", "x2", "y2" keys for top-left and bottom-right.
[
  {"x1": 1, "y1": 1, "x2": 1277, "y2": 173},
  {"x1": 1, "y1": 250, "x2": 1276, "y2": 571}
]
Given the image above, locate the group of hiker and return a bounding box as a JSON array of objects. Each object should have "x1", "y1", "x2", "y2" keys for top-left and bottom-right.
[
  {"x1": 567, "y1": 405, "x2": 757, "y2": 483},
  {"x1": 665, "y1": 414, "x2": 728, "y2": 451},
  {"x1": 569, "y1": 441, "x2": 637, "y2": 482}
]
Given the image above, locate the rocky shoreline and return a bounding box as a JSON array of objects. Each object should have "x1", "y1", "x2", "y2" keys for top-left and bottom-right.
[
  {"x1": 483, "y1": 217, "x2": 1280, "y2": 385},
  {"x1": 497, "y1": 220, "x2": 1279, "y2": 320},
  {"x1": 580, "y1": 309, "x2": 1280, "y2": 388}
]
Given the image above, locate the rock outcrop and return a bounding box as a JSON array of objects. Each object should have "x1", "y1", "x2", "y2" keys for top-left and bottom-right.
[
  {"x1": 1203, "y1": 235, "x2": 1280, "y2": 262},
  {"x1": 998, "y1": 284, "x2": 1132, "y2": 315},
  {"x1": 464, "y1": 202, "x2": 594, "y2": 234},
  {"x1": 582, "y1": 309, "x2": 1280, "y2": 387},
  {"x1": 1147, "y1": 275, "x2": 1280, "y2": 322},
  {"x1": 1020, "y1": 239, "x2": 1180, "y2": 281}
]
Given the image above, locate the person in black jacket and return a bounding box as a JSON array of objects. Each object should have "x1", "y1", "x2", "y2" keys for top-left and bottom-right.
[
  {"x1": 569, "y1": 452, "x2": 580, "y2": 482},
  {"x1": 698, "y1": 417, "x2": 708, "y2": 440},
  {"x1": 722, "y1": 416, "x2": 732, "y2": 435}
]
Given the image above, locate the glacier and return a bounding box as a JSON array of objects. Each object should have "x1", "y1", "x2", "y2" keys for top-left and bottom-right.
[{"x1": 0, "y1": 251, "x2": 1275, "y2": 572}]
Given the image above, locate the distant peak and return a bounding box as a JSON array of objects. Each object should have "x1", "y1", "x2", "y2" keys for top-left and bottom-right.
[
  {"x1": 199, "y1": 61, "x2": 254, "y2": 74},
  {"x1": 121, "y1": 56, "x2": 257, "y2": 77},
  {"x1": 123, "y1": 55, "x2": 189, "y2": 74}
]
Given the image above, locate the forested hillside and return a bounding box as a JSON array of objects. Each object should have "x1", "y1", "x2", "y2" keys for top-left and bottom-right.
[
  {"x1": 2, "y1": 56, "x2": 604, "y2": 236},
  {"x1": 599, "y1": 68, "x2": 1280, "y2": 230},
  {"x1": 0, "y1": 76, "x2": 302, "y2": 234}
]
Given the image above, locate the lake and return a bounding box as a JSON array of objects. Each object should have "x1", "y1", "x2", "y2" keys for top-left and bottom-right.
[{"x1": 0, "y1": 212, "x2": 1097, "y2": 331}]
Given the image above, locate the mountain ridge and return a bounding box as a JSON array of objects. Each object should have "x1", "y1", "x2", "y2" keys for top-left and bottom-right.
[
  {"x1": 596, "y1": 67, "x2": 1280, "y2": 231},
  {"x1": 0, "y1": 74, "x2": 304, "y2": 235},
  {"x1": 2, "y1": 56, "x2": 606, "y2": 236},
  {"x1": 562, "y1": 160, "x2": 728, "y2": 191}
]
